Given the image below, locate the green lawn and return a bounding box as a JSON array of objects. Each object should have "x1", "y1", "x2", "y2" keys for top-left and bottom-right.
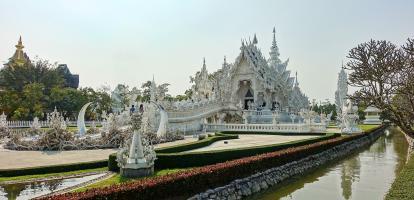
[
  {"x1": 386, "y1": 153, "x2": 414, "y2": 200},
  {"x1": 358, "y1": 124, "x2": 380, "y2": 132},
  {"x1": 0, "y1": 167, "x2": 107, "y2": 183},
  {"x1": 75, "y1": 168, "x2": 189, "y2": 192}
]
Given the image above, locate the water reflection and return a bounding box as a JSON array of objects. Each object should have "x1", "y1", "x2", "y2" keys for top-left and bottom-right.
[
  {"x1": 0, "y1": 173, "x2": 105, "y2": 200},
  {"x1": 250, "y1": 128, "x2": 408, "y2": 200}
]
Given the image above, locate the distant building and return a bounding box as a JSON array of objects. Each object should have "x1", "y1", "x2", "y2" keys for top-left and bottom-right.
[
  {"x1": 57, "y1": 64, "x2": 79, "y2": 89},
  {"x1": 363, "y1": 106, "x2": 382, "y2": 125},
  {"x1": 2, "y1": 36, "x2": 79, "y2": 89}
]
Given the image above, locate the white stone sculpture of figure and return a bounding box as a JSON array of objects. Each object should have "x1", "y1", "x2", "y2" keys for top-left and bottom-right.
[
  {"x1": 30, "y1": 117, "x2": 41, "y2": 132},
  {"x1": 77, "y1": 102, "x2": 92, "y2": 136},
  {"x1": 272, "y1": 112, "x2": 278, "y2": 125},
  {"x1": 341, "y1": 100, "x2": 362, "y2": 134},
  {"x1": 289, "y1": 113, "x2": 296, "y2": 124},
  {"x1": 0, "y1": 112, "x2": 8, "y2": 129},
  {"x1": 242, "y1": 111, "x2": 249, "y2": 124}
]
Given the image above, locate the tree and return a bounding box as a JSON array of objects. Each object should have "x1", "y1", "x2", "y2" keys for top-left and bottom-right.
[
  {"x1": 0, "y1": 58, "x2": 63, "y2": 93},
  {"x1": 345, "y1": 39, "x2": 414, "y2": 137}
]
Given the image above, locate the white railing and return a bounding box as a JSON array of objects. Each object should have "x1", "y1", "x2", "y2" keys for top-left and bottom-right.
[
  {"x1": 167, "y1": 101, "x2": 223, "y2": 119},
  {"x1": 6, "y1": 121, "x2": 102, "y2": 128},
  {"x1": 205, "y1": 123, "x2": 327, "y2": 133}
]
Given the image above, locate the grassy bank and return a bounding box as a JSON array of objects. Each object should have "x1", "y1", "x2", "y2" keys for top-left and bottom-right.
[
  {"x1": 0, "y1": 167, "x2": 107, "y2": 183},
  {"x1": 386, "y1": 153, "x2": 414, "y2": 200}
]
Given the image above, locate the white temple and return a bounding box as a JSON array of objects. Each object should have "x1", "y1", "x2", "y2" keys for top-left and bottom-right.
[
  {"x1": 111, "y1": 28, "x2": 327, "y2": 134},
  {"x1": 189, "y1": 28, "x2": 308, "y2": 112}
]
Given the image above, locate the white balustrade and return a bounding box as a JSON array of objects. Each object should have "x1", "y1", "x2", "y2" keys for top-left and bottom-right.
[
  {"x1": 6, "y1": 120, "x2": 102, "y2": 128},
  {"x1": 205, "y1": 123, "x2": 326, "y2": 133}
]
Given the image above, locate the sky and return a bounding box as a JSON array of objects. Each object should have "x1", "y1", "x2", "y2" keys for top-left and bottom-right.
[{"x1": 1, "y1": 0, "x2": 413, "y2": 102}]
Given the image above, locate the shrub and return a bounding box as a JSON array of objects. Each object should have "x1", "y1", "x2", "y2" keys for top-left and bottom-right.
[
  {"x1": 45, "y1": 126, "x2": 386, "y2": 200},
  {"x1": 198, "y1": 134, "x2": 206, "y2": 140},
  {"x1": 108, "y1": 133, "x2": 338, "y2": 171},
  {"x1": 0, "y1": 160, "x2": 107, "y2": 177}
]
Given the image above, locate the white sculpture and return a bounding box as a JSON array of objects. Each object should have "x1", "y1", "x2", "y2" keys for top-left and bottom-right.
[
  {"x1": 77, "y1": 102, "x2": 92, "y2": 136},
  {"x1": 341, "y1": 100, "x2": 362, "y2": 134},
  {"x1": 30, "y1": 117, "x2": 41, "y2": 130},
  {"x1": 0, "y1": 112, "x2": 10, "y2": 139},
  {"x1": 335, "y1": 66, "x2": 348, "y2": 115},
  {"x1": 0, "y1": 112, "x2": 8, "y2": 130},
  {"x1": 48, "y1": 107, "x2": 66, "y2": 130},
  {"x1": 118, "y1": 109, "x2": 156, "y2": 178},
  {"x1": 289, "y1": 113, "x2": 296, "y2": 124}
]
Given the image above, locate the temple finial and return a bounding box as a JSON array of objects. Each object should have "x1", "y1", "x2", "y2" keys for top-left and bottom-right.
[
  {"x1": 253, "y1": 34, "x2": 258, "y2": 44},
  {"x1": 295, "y1": 71, "x2": 299, "y2": 87},
  {"x1": 223, "y1": 56, "x2": 227, "y2": 64}
]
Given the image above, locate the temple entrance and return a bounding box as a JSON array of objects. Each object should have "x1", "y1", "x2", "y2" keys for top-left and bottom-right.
[
  {"x1": 244, "y1": 89, "x2": 254, "y2": 110},
  {"x1": 237, "y1": 80, "x2": 254, "y2": 110}
]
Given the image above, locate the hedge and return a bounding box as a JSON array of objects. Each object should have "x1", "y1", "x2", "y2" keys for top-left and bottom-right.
[
  {"x1": 108, "y1": 133, "x2": 239, "y2": 172},
  {"x1": 155, "y1": 133, "x2": 239, "y2": 153},
  {"x1": 0, "y1": 160, "x2": 107, "y2": 177},
  {"x1": 108, "y1": 133, "x2": 339, "y2": 172},
  {"x1": 44, "y1": 126, "x2": 387, "y2": 200}
]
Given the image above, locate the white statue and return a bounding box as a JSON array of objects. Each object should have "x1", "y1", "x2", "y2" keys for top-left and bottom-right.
[
  {"x1": 289, "y1": 113, "x2": 296, "y2": 124},
  {"x1": 0, "y1": 112, "x2": 8, "y2": 129},
  {"x1": 30, "y1": 117, "x2": 42, "y2": 134},
  {"x1": 118, "y1": 108, "x2": 156, "y2": 178},
  {"x1": 48, "y1": 107, "x2": 66, "y2": 130},
  {"x1": 341, "y1": 100, "x2": 362, "y2": 134}
]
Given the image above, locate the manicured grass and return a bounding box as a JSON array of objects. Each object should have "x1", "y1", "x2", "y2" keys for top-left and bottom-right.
[
  {"x1": 358, "y1": 124, "x2": 380, "y2": 132},
  {"x1": 0, "y1": 167, "x2": 107, "y2": 183},
  {"x1": 386, "y1": 153, "x2": 414, "y2": 200},
  {"x1": 75, "y1": 168, "x2": 189, "y2": 192}
]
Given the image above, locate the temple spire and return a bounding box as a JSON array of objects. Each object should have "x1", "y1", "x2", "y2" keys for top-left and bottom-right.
[
  {"x1": 253, "y1": 34, "x2": 258, "y2": 45},
  {"x1": 295, "y1": 71, "x2": 299, "y2": 87},
  {"x1": 11, "y1": 36, "x2": 27, "y2": 66},
  {"x1": 202, "y1": 57, "x2": 206, "y2": 71},
  {"x1": 150, "y1": 75, "x2": 157, "y2": 102},
  {"x1": 269, "y1": 27, "x2": 281, "y2": 67}
]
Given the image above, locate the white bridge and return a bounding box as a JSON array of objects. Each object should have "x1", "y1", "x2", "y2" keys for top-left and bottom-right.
[
  {"x1": 160, "y1": 99, "x2": 328, "y2": 134},
  {"x1": 204, "y1": 123, "x2": 327, "y2": 133}
]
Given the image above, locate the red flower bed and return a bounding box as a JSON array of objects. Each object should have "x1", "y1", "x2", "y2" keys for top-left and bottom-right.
[{"x1": 40, "y1": 126, "x2": 384, "y2": 200}]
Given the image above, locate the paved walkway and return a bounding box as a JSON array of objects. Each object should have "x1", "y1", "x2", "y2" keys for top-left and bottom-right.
[
  {"x1": 0, "y1": 137, "x2": 197, "y2": 170},
  {"x1": 188, "y1": 134, "x2": 318, "y2": 152}
]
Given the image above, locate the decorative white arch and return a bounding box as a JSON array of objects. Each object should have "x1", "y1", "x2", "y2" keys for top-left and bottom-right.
[{"x1": 77, "y1": 102, "x2": 92, "y2": 136}]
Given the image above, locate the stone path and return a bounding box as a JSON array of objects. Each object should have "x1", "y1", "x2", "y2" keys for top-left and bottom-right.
[
  {"x1": 187, "y1": 134, "x2": 318, "y2": 152},
  {"x1": 0, "y1": 137, "x2": 197, "y2": 170}
]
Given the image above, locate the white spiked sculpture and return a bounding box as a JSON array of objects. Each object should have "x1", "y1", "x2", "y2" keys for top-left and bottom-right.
[
  {"x1": 77, "y1": 102, "x2": 92, "y2": 136},
  {"x1": 341, "y1": 100, "x2": 362, "y2": 134},
  {"x1": 119, "y1": 107, "x2": 156, "y2": 178}
]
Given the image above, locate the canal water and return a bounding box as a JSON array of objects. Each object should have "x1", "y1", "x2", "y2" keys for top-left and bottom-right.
[
  {"x1": 0, "y1": 173, "x2": 105, "y2": 200},
  {"x1": 250, "y1": 127, "x2": 408, "y2": 200}
]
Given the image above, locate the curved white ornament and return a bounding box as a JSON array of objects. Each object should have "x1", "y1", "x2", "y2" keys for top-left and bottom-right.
[
  {"x1": 150, "y1": 100, "x2": 168, "y2": 137},
  {"x1": 77, "y1": 102, "x2": 92, "y2": 136}
]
